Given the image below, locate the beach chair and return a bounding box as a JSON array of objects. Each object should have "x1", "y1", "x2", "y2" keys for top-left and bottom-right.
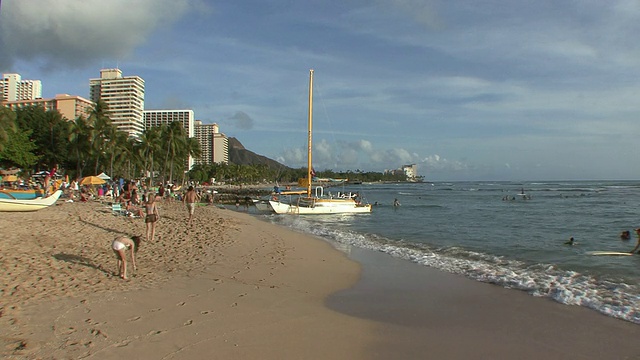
[{"x1": 111, "y1": 203, "x2": 125, "y2": 216}]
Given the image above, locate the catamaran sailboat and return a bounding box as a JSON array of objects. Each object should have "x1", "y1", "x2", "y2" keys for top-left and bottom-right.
[{"x1": 268, "y1": 70, "x2": 372, "y2": 215}]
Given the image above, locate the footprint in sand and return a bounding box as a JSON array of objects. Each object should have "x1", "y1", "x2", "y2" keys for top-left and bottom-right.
[
  {"x1": 183, "y1": 319, "x2": 193, "y2": 326},
  {"x1": 177, "y1": 301, "x2": 186, "y2": 306},
  {"x1": 200, "y1": 310, "x2": 212, "y2": 315},
  {"x1": 238, "y1": 293, "x2": 247, "y2": 298},
  {"x1": 116, "y1": 340, "x2": 131, "y2": 347},
  {"x1": 126, "y1": 316, "x2": 141, "y2": 322},
  {"x1": 149, "y1": 308, "x2": 161, "y2": 313},
  {"x1": 147, "y1": 330, "x2": 165, "y2": 336},
  {"x1": 90, "y1": 328, "x2": 107, "y2": 338}
]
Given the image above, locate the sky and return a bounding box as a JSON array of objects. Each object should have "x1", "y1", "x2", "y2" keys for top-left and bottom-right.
[{"x1": 2, "y1": 0, "x2": 640, "y2": 181}]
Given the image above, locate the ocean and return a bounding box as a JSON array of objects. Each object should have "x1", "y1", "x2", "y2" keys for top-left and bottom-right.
[{"x1": 256, "y1": 180, "x2": 640, "y2": 325}]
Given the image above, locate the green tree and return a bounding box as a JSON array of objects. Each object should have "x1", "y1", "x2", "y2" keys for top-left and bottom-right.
[
  {"x1": 105, "y1": 129, "x2": 129, "y2": 180},
  {"x1": 0, "y1": 107, "x2": 17, "y2": 152},
  {"x1": 0, "y1": 128, "x2": 40, "y2": 168},
  {"x1": 161, "y1": 121, "x2": 187, "y2": 184},
  {"x1": 137, "y1": 127, "x2": 162, "y2": 186},
  {"x1": 68, "y1": 116, "x2": 92, "y2": 178}
]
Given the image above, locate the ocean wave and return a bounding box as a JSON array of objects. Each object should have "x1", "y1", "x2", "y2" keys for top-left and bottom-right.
[{"x1": 270, "y1": 216, "x2": 640, "y2": 325}]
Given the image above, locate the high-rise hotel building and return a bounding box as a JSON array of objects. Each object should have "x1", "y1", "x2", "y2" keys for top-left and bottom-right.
[
  {"x1": 1, "y1": 73, "x2": 42, "y2": 102},
  {"x1": 90, "y1": 69, "x2": 145, "y2": 137},
  {"x1": 144, "y1": 109, "x2": 195, "y2": 170},
  {"x1": 194, "y1": 121, "x2": 229, "y2": 165}
]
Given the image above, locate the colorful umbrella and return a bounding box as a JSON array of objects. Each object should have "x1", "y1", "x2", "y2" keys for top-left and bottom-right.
[{"x1": 80, "y1": 176, "x2": 106, "y2": 185}]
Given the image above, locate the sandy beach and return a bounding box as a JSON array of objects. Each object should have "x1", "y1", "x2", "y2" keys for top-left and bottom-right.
[
  {"x1": 2, "y1": 198, "x2": 640, "y2": 359},
  {"x1": 0, "y1": 199, "x2": 373, "y2": 359}
]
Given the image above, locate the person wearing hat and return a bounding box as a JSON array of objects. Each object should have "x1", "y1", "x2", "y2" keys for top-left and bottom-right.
[{"x1": 629, "y1": 229, "x2": 640, "y2": 254}]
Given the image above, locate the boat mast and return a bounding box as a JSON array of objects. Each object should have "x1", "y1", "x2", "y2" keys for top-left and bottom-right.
[{"x1": 307, "y1": 69, "x2": 314, "y2": 197}]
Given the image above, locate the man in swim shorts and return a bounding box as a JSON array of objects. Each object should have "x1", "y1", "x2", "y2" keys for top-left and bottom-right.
[{"x1": 183, "y1": 186, "x2": 199, "y2": 226}]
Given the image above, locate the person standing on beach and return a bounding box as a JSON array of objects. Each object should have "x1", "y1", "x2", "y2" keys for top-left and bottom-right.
[
  {"x1": 145, "y1": 193, "x2": 160, "y2": 242},
  {"x1": 112, "y1": 235, "x2": 141, "y2": 280},
  {"x1": 183, "y1": 186, "x2": 199, "y2": 226}
]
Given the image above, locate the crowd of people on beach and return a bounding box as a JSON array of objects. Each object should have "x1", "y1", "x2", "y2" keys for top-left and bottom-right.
[{"x1": 39, "y1": 176, "x2": 214, "y2": 280}]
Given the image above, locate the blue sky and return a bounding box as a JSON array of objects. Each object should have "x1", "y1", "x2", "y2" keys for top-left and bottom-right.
[{"x1": 2, "y1": 0, "x2": 640, "y2": 181}]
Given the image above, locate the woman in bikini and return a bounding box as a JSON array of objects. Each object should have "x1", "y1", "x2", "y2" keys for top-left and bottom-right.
[
  {"x1": 112, "y1": 235, "x2": 141, "y2": 280},
  {"x1": 145, "y1": 192, "x2": 160, "y2": 242}
]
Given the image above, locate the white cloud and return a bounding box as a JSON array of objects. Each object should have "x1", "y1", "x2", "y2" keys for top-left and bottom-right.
[
  {"x1": 0, "y1": 0, "x2": 198, "y2": 69},
  {"x1": 420, "y1": 154, "x2": 469, "y2": 172}
]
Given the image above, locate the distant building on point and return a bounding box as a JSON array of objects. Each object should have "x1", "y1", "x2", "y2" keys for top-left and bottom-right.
[
  {"x1": 402, "y1": 164, "x2": 418, "y2": 180},
  {"x1": 90, "y1": 69, "x2": 145, "y2": 138},
  {"x1": 384, "y1": 163, "x2": 419, "y2": 181},
  {"x1": 194, "y1": 121, "x2": 229, "y2": 165},
  {"x1": 1, "y1": 73, "x2": 42, "y2": 102}
]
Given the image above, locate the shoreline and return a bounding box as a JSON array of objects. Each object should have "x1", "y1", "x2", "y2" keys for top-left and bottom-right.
[{"x1": 328, "y1": 247, "x2": 640, "y2": 359}]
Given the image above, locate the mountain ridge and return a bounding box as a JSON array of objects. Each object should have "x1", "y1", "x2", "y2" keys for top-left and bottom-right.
[{"x1": 227, "y1": 137, "x2": 290, "y2": 170}]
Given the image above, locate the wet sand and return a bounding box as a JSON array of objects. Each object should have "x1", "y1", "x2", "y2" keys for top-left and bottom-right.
[{"x1": 329, "y1": 247, "x2": 640, "y2": 360}]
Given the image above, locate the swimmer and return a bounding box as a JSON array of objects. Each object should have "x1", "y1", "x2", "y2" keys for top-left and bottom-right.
[
  {"x1": 620, "y1": 230, "x2": 631, "y2": 240},
  {"x1": 564, "y1": 237, "x2": 575, "y2": 246}
]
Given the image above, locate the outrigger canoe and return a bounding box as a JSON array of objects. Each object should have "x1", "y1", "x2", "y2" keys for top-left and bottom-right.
[
  {"x1": 0, "y1": 190, "x2": 62, "y2": 212},
  {"x1": 0, "y1": 188, "x2": 45, "y2": 200}
]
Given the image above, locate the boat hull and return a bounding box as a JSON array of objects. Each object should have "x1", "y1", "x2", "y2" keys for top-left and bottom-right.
[
  {"x1": 253, "y1": 200, "x2": 273, "y2": 212},
  {"x1": 0, "y1": 190, "x2": 62, "y2": 212},
  {"x1": 269, "y1": 199, "x2": 372, "y2": 215}
]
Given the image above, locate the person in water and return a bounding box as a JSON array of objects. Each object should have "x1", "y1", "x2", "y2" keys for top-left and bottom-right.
[
  {"x1": 629, "y1": 229, "x2": 640, "y2": 254},
  {"x1": 393, "y1": 198, "x2": 400, "y2": 207},
  {"x1": 564, "y1": 237, "x2": 575, "y2": 246},
  {"x1": 620, "y1": 230, "x2": 631, "y2": 240}
]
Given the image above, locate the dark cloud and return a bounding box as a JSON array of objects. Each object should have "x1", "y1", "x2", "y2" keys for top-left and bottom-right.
[{"x1": 228, "y1": 111, "x2": 254, "y2": 130}]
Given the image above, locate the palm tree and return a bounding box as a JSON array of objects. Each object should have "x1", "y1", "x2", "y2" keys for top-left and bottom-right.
[
  {"x1": 137, "y1": 127, "x2": 162, "y2": 187},
  {"x1": 161, "y1": 121, "x2": 187, "y2": 184},
  {"x1": 68, "y1": 116, "x2": 92, "y2": 178},
  {"x1": 88, "y1": 100, "x2": 113, "y2": 175},
  {"x1": 106, "y1": 130, "x2": 129, "y2": 179},
  {"x1": 41, "y1": 110, "x2": 66, "y2": 169},
  {"x1": 178, "y1": 137, "x2": 201, "y2": 184}
]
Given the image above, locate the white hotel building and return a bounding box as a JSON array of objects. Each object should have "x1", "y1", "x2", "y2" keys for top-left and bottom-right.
[
  {"x1": 194, "y1": 121, "x2": 229, "y2": 165},
  {"x1": 144, "y1": 109, "x2": 195, "y2": 170},
  {"x1": 1, "y1": 73, "x2": 42, "y2": 102},
  {"x1": 90, "y1": 69, "x2": 145, "y2": 137}
]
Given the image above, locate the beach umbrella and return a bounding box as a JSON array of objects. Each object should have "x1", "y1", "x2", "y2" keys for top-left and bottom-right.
[
  {"x1": 80, "y1": 176, "x2": 106, "y2": 185},
  {"x1": 3, "y1": 175, "x2": 19, "y2": 182},
  {"x1": 97, "y1": 172, "x2": 111, "y2": 180}
]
